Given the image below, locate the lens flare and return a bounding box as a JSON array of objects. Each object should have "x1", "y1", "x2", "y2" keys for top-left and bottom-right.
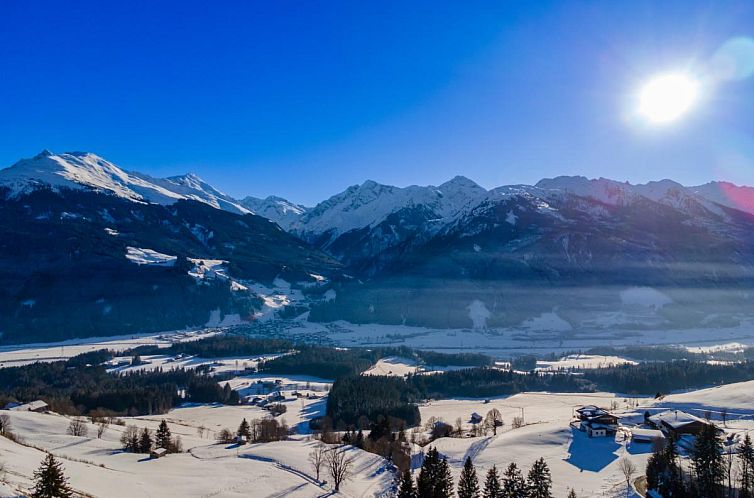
[{"x1": 637, "y1": 73, "x2": 699, "y2": 124}]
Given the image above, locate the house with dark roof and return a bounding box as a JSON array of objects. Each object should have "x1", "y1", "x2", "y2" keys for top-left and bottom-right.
[
  {"x1": 575, "y1": 405, "x2": 619, "y2": 437},
  {"x1": 646, "y1": 410, "x2": 716, "y2": 438}
]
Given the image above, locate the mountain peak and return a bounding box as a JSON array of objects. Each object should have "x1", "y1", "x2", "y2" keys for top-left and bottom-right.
[
  {"x1": 35, "y1": 149, "x2": 54, "y2": 159},
  {"x1": 1, "y1": 150, "x2": 249, "y2": 215},
  {"x1": 439, "y1": 175, "x2": 482, "y2": 190}
]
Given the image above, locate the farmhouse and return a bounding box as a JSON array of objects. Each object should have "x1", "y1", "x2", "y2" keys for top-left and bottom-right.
[
  {"x1": 574, "y1": 405, "x2": 619, "y2": 437},
  {"x1": 647, "y1": 410, "x2": 715, "y2": 438},
  {"x1": 7, "y1": 400, "x2": 49, "y2": 413}
]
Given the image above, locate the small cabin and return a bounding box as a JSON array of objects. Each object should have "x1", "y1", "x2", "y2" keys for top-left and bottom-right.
[
  {"x1": 235, "y1": 435, "x2": 248, "y2": 445},
  {"x1": 470, "y1": 412, "x2": 483, "y2": 424},
  {"x1": 631, "y1": 428, "x2": 666, "y2": 444},
  {"x1": 150, "y1": 447, "x2": 168, "y2": 459}
]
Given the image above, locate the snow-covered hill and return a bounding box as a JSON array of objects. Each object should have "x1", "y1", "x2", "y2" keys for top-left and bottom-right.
[{"x1": 0, "y1": 150, "x2": 250, "y2": 215}]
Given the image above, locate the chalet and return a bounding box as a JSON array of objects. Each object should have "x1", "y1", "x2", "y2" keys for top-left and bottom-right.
[
  {"x1": 470, "y1": 412, "x2": 483, "y2": 424},
  {"x1": 150, "y1": 447, "x2": 168, "y2": 459},
  {"x1": 647, "y1": 410, "x2": 716, "y2": 438},
  {"x1": 631, "y1": 428, "x2": 666, "y2": 444},
  {"x1": 575, "y1": 405, "x2": 619, "y2": 438},
  {"x1": 8, "y1": 400, "x2": 49, "y2": 413}
]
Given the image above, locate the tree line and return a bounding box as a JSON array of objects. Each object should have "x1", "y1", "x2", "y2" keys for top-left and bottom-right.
[
  {"x1": 396, "y1": 448, "x2": 569, "y2": 498},
  {"x1": 0, "y1": 352, "x2": 239, "y2": 416}
]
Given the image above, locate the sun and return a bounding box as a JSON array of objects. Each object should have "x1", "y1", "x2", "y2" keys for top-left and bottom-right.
[{"x1": 637, "y1": 73, "x2": 699, "y2": 124}]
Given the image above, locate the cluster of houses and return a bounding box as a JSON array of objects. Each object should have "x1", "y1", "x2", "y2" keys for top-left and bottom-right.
[{"x1": 573, "y1": 404, "x2": 718, "y2": 447}]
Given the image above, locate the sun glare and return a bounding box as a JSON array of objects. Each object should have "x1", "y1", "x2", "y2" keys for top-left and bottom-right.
[{"x1": 637, "y1": 73, "x2": 699, "y2": 124}]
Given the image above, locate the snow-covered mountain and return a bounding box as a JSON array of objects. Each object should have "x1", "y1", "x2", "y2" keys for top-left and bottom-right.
[
  {"x1": 0, "y1": 150, "x2": 250, "y2": 215},
  {"x1": 691, "y1": 181, "x2": 754, "y2": 215},
  {"x1": 240, "y1": 195, "x2": 308, "y2": 230},
  {"x1": 295, "y1": 176, "x2": 486, "y2": 239},
  {"x1": 534, "y1": 175, "x2": 726, "y2": 216}
]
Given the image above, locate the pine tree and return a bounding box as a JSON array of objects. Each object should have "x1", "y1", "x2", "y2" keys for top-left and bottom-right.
[
  {"x1": 138, "y1": 427, "x2": 153, "y2": 453},
  {"x1": 416, "y1": 447, "x2": 439, "y2": 498},
  {"x1": 397, "y1": 469, "x2": 416, "y2": 498},
  {"x1": 416, "y1": 447, "x2": 454, "y2": 498},
  {"x1": 155, "y1": 419, "x2": 171, "y2": 449},
  {"x1": 691, "y1": 423, "x2": 724, "y2": 498},
  {"x1": 457, "y1": 457, "x2": 480, "y2": 498},
  {"x1": 436, "y1": 456, "x2": 454, "y2": 498},
  {"x1": 31, "y1": 454, "x2": 73, "y2": 498},
  {"x1": 502, "y1": 462, "x2": 527, "y2": 498},
  {"x1": 237, "y1": 418, "x2": 251, "y2": 439},
  {"x1": 483, "y1": 465, "x2": 501, "y2": 498},
  {"x1": 741, "y1": 434, "x2": 754, "y2": 498},
  {"x1": 526, "y1": 458, "x2": 553, "y2": 498}
]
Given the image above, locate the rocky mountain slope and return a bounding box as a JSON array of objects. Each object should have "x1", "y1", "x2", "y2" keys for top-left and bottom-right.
[
  {"x1": 0, "y1": 151, "x2": 340, "y2": 343},
  {"x1": 5, "y1": 149, "x2": 754, "y2": 340}
]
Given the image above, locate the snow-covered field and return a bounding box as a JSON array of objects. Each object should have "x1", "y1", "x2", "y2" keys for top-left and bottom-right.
[
  {"x1": 0, "y1": 410, "x2": 392, "y2": 498},
  {"x1": 0, "y1": 329, "x2": 222, "y2": 369},
  {"x1": 105, "y1": 353, "x2": 284, "y2": 375},
  {"x1": 3, "y1": 381, "x2": 753, "y2": 497},
  {"x1": 535, "y1": 354, "x2": 637, "y2": 371}
]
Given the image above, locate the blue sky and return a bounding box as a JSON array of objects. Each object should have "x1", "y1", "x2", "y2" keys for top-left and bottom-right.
[{"x1": 2, "y1": 1, "x2": 753, "y2": 205}]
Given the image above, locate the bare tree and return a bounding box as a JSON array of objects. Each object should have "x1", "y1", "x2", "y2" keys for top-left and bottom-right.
[
  {"x1": 485, "y1": 409, "x2": 503, "y2": 435},
  {"x1": 721, "y1": 408, "x2": 728, "y2": 428},
  {"x1": 96, "y1": 419, "x2": 110, "y2": 438},
  {"x1": 618, "y1": 457, "x2": 637, "y2": 497},
  {"x1": 197, "y1": 425, "x2": 206, "y2": 439},
  {"x1": 308, "y1": 442, "x2": 328, "y2": 482},
  {"x1": 326, "y1": 446, "x2": 355, "y2": 492},
  {"x1": 511, "y1": 416, "x2": 524, "y2": 430},
  {"x1": 67, "y1": 417, "x2": 88, "y2": 437},
  {"x1": 0, "y1": 414, "x2": 11, "y2": 435},
  {"x1": 217, "y1": 428, "x2": 234, "y2": 444},
  {"x1": 454, "y1": 417, "x2": 463, "y2": 436}
]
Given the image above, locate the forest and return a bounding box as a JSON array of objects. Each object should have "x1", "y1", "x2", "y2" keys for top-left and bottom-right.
[{"x1": 0, "y1": 352, "x2": 238, "y2": 415}]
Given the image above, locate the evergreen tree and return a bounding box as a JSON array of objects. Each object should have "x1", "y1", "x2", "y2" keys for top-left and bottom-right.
[
  {"x1": 482, "y1": 465, "x2": 501, "y2": 498},
  {"x1": 741, "y1": 434, "x2": 754, "y2": 498},
  {"x1": 417, "y1": 447, "x2": 440, "y2": 498},
  {"x1": 526, "y1": 458, "x2": 553, "y2": 498},
  {"x1": 691, "y1": 423, "x2": 724, "y2": 498},
  {"x1": 457, "y1": 457, "x2": 480, "y2": 498},
  {"x1": 501, "y1": 462, "x2": 527, "y2": 498},
  {"x1": 567, "y1": 489, "x2": 577, "y2": 498},
  {"x1": 31, "y1": 454, "x2": 73, "y2": 498},
  {"x1": 416, "y1": 447, "x2": 454, "y2": 498},
  {"x1": 355, "y1": 429, "x2": 365, "y2": 449},
  {"x1": 138, "y1": 427, "x2": 153, "y2": 453},
  {"x1": 397, "y1": 469, "x2": 416, "y2": 498},
  {"x1": 647, "y1": 431, "x2": 685, "y2": 497},
  {"x1": 436, "y1": 456, "x2": 454, "y2": 498},
  {"x1": 237, "y1": 418, "x2": 251, "y2": 439},
  {"x1": 155, "y1": 419, "x2": 171, "y2": 449}
]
